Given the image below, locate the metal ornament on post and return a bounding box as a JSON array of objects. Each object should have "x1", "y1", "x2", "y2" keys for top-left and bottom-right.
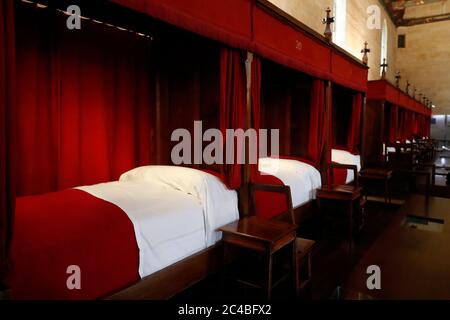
[
  {"x1": 395, "y1": 71, "x2": 401, "y2": 87},
  {"x1": 361, "y1": 41, "x2": 370, "y2": 66},
  {"x1": 380, "y1": 58, "x2": 388, "y2": 79},
  {"x1": 323, "y1": 7, "x2": 335, "y2": 42}
]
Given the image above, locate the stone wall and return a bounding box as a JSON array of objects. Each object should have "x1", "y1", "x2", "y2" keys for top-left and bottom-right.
[
  {"x1": 267, "y1": 0, "x2": 398, "y2": 81},
  {"x1": 396, "y1": 20, "x2": 450, "y2": 114}
]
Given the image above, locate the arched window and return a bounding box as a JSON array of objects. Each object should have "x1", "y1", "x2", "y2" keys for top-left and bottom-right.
[
  {"x1": 380, "y1": 19, "x2": 388, "y2": 76},
  {"x1": 333, "y1": 0, "x2": 347, "y2": 49}
]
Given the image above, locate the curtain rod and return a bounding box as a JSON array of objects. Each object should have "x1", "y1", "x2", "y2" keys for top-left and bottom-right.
[{"x1": 20, "y1": 0, "x2": 154, "y2": 39}]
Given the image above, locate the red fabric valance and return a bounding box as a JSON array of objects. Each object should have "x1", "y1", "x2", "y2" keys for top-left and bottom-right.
[
  {"x1": 110, "y1": 0, "x2": 254, "y2": 50},
  {"x1": 110, "y1": 0, "x2": 370, "y2": 92},
  {"x1": 331, "y1": 51, "x2": 368, "y2": 92},
  {"x1": 367, "y1": 80, "x2": 431, "y2": 116},
  {"x1": 0, "y1": 0, "x2": 16, "y2": 285},
  {"x1": 251, "y1": 6, "x2": 331, "y2": 80}
]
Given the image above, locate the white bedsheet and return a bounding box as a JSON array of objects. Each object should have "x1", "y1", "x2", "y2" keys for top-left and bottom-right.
[
  {"x1": 382, "y1": 143, "x2": 396, "y2": 155},
  {"x1": 258, "y1": 158, "x2": 322, "y2": 209},
  {"x1": 77, "y1": 167, "x2": 239, "y2": 279},
  {"x1": 332, "y1": 149, "x2": 361, "y2": 184}
]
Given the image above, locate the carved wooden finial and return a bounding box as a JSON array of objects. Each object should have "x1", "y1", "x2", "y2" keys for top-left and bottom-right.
[
  {"x1": 395, "y1": 71, "x2": 401, "y2": 87},
  {"x1": 361, "y1": 41, "x2": 370, "y2": 65},
  {"x1": 380, "y1": 58, "x2": 388, "y2": 79},
  {"x1": 413, "y1": 86, "x2": 417, "y2": 99},
  {"x1": 322, "y1": 7, "x2": 335, "y2": 42},
  {"x1": 406, "y1": 80, "x2": 411, "y2": 95}
]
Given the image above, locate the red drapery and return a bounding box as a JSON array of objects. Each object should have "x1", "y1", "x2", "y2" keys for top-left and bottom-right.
[
  {"x1": 331, "y1": 86, "x2": 363, "y2": 155},
  {"x1": 418, "y1": 115, "x2": 431, "y2": 138},
  {"x1": 388, "y1": 105, "x2": 399, "y2": 143},
  {"x1": 347, "y1": 93, "x2": 363, "y2": 154},
  {"x1": 307, "y1": 80, "x2": 327, "y2": 166},
  {"x1": 403, "y1": 111, "x2": 415, "y2": 141},
  {"x1": 220, "y1": 48, "x2": 247, "y2": 189},
  {"x1": 398, "y1": 109, "x2": 410, "y2": 142},
  {"x1": 0, "y1": 0, "x2": 16, "y2": 285},
  {"x1": 15, "y1": 6, "x2": 154, "y2": 196},
  {"x1": 398, "y1": 110, "x2": 405, "y2": 142}
]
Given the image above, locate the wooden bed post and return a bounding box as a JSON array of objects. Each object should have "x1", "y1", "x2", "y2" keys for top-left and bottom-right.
[
  {"x1": 323, "y1": 80, "x2": 333, "y2": 185},
  {"x1": 239, "y1": 51, "x2": 254, "y2": 217},
  {"x1": 155, "y1": 70, "x2": 162, "y2": 165},
  {"x1": 379, "y1": 101, "x2": 386, "y2": 164},
  {"x1": 361, "y1": 93, "x2": 367, "y2": 169}
]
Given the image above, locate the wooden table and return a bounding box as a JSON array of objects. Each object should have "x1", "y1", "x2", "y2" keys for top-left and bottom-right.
[
  {"x1": 317, "y1": 185, "x2": 363, "y2": 252},
  {"x1": 218, "y1": 216, "x2": 297, "y2": 299},
  {"x1": 345, "y1": 195, "x2": 450, "y2": 299}
]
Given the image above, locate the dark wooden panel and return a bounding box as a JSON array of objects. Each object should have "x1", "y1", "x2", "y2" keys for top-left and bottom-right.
[
  {"x1": 106, "y1": 243, "x2": 223, "y2": 300},
  {"x1": 363, "y1": 100, "x2": 384, "y2": 165}
]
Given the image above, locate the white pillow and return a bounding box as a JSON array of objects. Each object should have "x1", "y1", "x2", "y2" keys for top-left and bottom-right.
[
  {"x1": 120, "y1": 166, "x2": 239, "y2": 245},
  {"x1": 332, "y1": 149, "x2": 361, "y2": 171}
]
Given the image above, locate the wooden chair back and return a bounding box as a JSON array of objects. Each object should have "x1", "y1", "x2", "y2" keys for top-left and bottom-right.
[{"x1": 250, "y1": 183, "x2": 296, "y2": 225}]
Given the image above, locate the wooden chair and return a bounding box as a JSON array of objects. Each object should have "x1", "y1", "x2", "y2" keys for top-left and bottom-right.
[
  {"x1": 250, "y1": 183, "x2": 315, "y2": 296},
  {"x1": 386, "y1": 143, "x2": 436, "y2": 197},
  {"x1": 329, "y1": 163, "x2": 367, "y2": 226}
]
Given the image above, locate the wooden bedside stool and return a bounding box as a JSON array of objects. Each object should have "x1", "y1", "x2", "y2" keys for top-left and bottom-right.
[
  {"x1": 295, "y1": 238, "x2": 315, "y2": 295},
  {"x1": 359, "y1": 168, "x2": 393, "y2": 205},
  {"x1": 218, "y1": 216, "x2": 297, "y2": 300},
  {"x1": 317, "y1": 185, "x2": 362, "y2": 252}
]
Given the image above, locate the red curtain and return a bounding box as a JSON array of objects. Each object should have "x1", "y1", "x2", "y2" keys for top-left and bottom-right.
[
  {"x1": 0, "y1": 0, "x2": 16, "y2": 285},
  {"x1": 15, "y1": 5, "x2": 154, "y2": 196},
  {"x1": 404, "y1": 111, "x2": 415, "y2": 141},
  {"x1": 398, "y1": 109, "x2": 409, "y2": 143},
  {"x1": 421, "y1": 115, "x2": 431, "y2": 138},
  {"x1": 307, "y1": 80, "x2": 327, "y2": 166},
  {"x1": 398, "y1": 110, "x2": 405, "y2": 142},
  {"x1": 220, "y1": 48, "x2": 246, "y2": 189},
  {"x1": 347, "y1": 93, "x2": 363, "y2": 154},
  {"x1": 388, "y1": 106, "x2": 399, "y2": 143},
  {"x1": 411, "y1": 113, "x2": 418, "y2": 137}
]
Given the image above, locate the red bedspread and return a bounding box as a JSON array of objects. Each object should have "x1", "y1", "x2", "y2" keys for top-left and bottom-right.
[{"x1": 7, "y1": 189, "x2": 139, "y2": 300}]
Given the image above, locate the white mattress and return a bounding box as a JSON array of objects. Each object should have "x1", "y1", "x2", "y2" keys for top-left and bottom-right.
[
  {"x1": 258, "y1": 157, "x2": 322, "y2": 209},
  {"x1": 331, "y1": 149, "x2": 361, "y2": 184},
  {"x1": 77, "y1": 166, "x2": 239, "y2": 279}
]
